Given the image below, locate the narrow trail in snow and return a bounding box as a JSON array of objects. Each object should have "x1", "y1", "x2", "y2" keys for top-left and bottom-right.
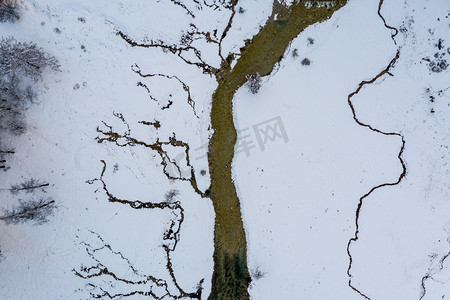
[{"x1": 346, "y1": 1, "x2": 405, "y2": 299}]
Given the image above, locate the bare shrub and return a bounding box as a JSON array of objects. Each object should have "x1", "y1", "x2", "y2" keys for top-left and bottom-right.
[
  {"x1": 180, "y1": 32, "x2": 193, "y2": 47},
  {"x1": 165, "y1": 189, "x2": 180, "y2": 202},
  {"x1": 247, "y1": 73, "x2": 261, "y2": 94},
  {"x1": 0, "y1": 197, "x2": 57, "y2": 225}
]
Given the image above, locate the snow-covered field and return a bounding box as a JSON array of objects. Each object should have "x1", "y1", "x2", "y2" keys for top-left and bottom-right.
[
  {"x1": 0, "y1": 0, "x2": 449, "y2": 299},
  {"x1": 234, "y1": 0, "x2": 450, "y2": 299}
]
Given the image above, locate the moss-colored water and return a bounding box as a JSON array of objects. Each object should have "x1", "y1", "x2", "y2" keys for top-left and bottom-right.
[{"x1": 207, "y1": 1, "x2": 348, "y2": 299}]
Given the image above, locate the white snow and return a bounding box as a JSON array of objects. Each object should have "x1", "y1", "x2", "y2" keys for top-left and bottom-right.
[{"x1": 1, "y1": 0, "x2": 449, "y2": 299}]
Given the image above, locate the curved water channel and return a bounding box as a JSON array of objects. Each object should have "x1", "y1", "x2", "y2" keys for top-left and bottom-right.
[{"x1": 207, "y1": 1, "x2": 348, "y2": 299}]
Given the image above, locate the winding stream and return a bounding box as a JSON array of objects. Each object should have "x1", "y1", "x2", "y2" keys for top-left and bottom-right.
[{"x1": 207, "y1": 1, "x2": 348, "y2": 298}]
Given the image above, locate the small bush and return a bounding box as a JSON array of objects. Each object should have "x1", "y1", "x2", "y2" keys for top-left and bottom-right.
[
  {"x1": 180, "y1": 33, "x2": 193, "y2": 47},
  {"x1": 247, "y1": 73, "x2": 261, "y2": 94},
  {"x1": 301, "y1": 58, "x2": 311, "y2": 66},
  {"x1": 0, "y1": 197, "x2": 57, "y2": 225},
  {"x1": 165, "y1": 189, "x2": 179, "y2": 202},
  {"x1": 0, "y1": 0, "x2": 20, "y2": 23},
  {"x1": 429, "y1": 59, "x2": 448, "y2": 73}
]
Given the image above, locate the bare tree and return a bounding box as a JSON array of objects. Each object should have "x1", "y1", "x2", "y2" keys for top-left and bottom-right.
[
  {"x1": 9, "y1": 178, "x2": 49, "y2": 195},
  {"x1": 0, "y1": 197, "x2": 57, "y2": 225},
  {"x1": 0, "y1": 37, "x2": 59, "y2": 170},
  {"x1": 0, "y1": 37, "x2": 60, "y2": 81},
  {"x1": 0, "y1": 76, "x2": 34, "y2": 169},
  {"x1": 0, "y1": 76, "x2": 34, "y2": 135}
]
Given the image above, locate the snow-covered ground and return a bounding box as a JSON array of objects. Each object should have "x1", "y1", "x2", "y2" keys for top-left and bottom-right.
[
  {"x1": 1, "y1": 0, "x2": 449, "y2": 299},
  {"x1": 0, "y1": 0, "x2": 220, "y2": 298},
  {"x1": 234, "y1": 0, "x2": 450, "y2": 299}
]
